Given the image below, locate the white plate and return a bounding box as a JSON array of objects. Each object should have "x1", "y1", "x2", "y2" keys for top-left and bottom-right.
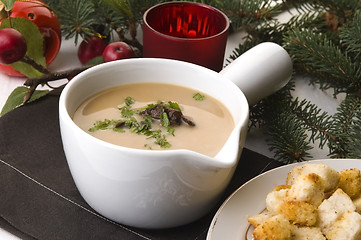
[{"x1": 207, "y1": 159, "x2": 361, "y2": 240}]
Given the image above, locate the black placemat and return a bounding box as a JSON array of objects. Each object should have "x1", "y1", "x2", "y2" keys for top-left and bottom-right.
[{"x1": 0, "y1": 90, "x2": 282, "y2": 240}]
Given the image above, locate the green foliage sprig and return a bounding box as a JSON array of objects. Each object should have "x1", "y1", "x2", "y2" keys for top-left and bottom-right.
[{"x1": 240, "y1": 0, "x2": 361, "y2": 162}]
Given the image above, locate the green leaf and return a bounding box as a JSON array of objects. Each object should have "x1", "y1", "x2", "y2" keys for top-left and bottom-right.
[
  {"x1": 2, "y1": 0, "x2": 15, "y2": 11},
  {"x1": 85, "y1": 56, "x2": 104, "y2": 66},
  {"x1": 0, "y1": 17, "x2": 46, "y2": 78},
  {"x1": 1, "y1": 87, "x2": 49, "y2": 117},
  {"x1": 10, "y1": 61, "x2": 43, "y2": 78}
]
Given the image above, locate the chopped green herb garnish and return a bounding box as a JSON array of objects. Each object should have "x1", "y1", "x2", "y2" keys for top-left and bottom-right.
[
  {"x1": 166, "y1": 101, "x2": 181, "y2": 110},
  {"x1": 145, "y1": 103, "x2": 156, "y2": 109},
  {"x1": 138, "y1": 121, "x2": 150, "y2": 132},
  {"x1": 144, "y1": 144, "x2": 152, "y2": 150},
  {"x1": 89, "y1": 97, "x2": 195, "y2": 149},
  {"x1": 155, "y1": 136, "x2": 171, "y2": 148},
  {"x1": 167, "y1": 127, "x2": 175, "y2": 136},
  {"x1": 193, "y1": 93, "x2": 205, "y2": 101},
  {"x1": 88, "y1": 119, "x2": 122, "y2": 132},
  {"x1": 144, "y1": 115, "x2": 153, "y2": 124},
  {"x1": 151, "y1": 131, "x2": 171, "y2": 148},
  {"x1": 125, "y1": 117, "x2": 140, "y2": 133},
  {"x1": 119, "y1": 97, "x2": 138, "y2": 117},
  {"x1": 160, "y1": 112, "x2": 170, "y2": 127},
  {"x1": 113, "y1": 127, "x2": 125, "y2": 133},
  {"x1": 119, "y1": 105, "x2": 134, "y2": 118},
  {"x1": 125, "y1": 96, "x2": 134, "y2": 106}
]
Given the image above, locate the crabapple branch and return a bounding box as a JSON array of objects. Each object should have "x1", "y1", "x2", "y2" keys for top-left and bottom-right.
[
  {"x1": 20, "y1": 55, "x2": 50, "y2": 74},
  {"x1": 22, "y1": 64, "x2": 93, "y2": 104}
]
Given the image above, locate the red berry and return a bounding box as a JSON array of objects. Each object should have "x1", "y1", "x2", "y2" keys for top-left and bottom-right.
[
  {"x1": 78, "y1": 36, "x2": 107, "y2": 64},
  {"x1": 102, "y1": 41, "x2": 134, "y2": 62},
  {"x1": 0, "y1": 28, "x2": 27, "y2": 64}
]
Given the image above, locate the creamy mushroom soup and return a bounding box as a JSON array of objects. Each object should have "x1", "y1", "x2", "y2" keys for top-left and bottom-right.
[{"x1": 72, "y1": 82, "x2": 234, "y2": 157}]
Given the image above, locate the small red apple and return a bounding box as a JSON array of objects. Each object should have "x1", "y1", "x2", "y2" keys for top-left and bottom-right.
[
  {"x1": 0, "y1": 28, "x2": 27, "y2": 64},
  {"x1": 102, "y1": 41, "x2": 134, "y2": 62},
  {"x1": 78, "y1": 36, "x2": 107, "y2": 64}
]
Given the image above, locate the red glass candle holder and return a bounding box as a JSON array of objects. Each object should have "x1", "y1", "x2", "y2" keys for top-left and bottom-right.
[{"x1": 143, "y1": 1, "x2": 230, "y2": 72}]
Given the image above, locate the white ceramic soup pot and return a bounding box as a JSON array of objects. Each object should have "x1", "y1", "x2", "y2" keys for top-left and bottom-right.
[{"x1": 59, "y1": 42, "x2": 292, "y2": 229}]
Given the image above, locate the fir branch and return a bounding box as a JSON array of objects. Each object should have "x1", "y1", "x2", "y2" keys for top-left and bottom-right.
[
  {"x1": 265, "y1": 111, "x2": 313, "y2": 163},
  {"x1": 283, "y1": 0, "x2": 360, "y2": 17},
  {"x1": 102, "y1": 0, "x2": 133, "y2": 19},
  {"x1": 315, "y1": 0, "x2": 361, "y2": 19},
  {"x1": 262, "y1": 94, "x2": 332, "y2": 163},
  {"x1": 289, "y1": 98, "x2": 334, "y2": 148},
  {"x1": 210, "y1": 0, "x2": 241, "y2": 32},
  {"x1": 283, "y1": 10, "x2": 326, "y2": 32},
  {"x1": 282, "y1": 1, "x2": 319, "y2": 13},
  {"x1": 240, "y1": 0, "x2": 281, "y2": 21},
  {"x1": 249, "y1": 79, "x2": 295, "y2": 129},
  {"x1": 328, "y1": 94, "x2": 361, "y2": 158},
  {"x1": 339, "y1": 10, "x2": 361, "y2": 60},
  {"x1": 285, "y1": 29, "x2": 360, "y2": 94},
  {"x1": 238, "y1": 0, "x2": 282, "y2": 33},
  {"x1": 347, "y1": 115, "x2": 361, "y2": 158},
  {"x1": 226, "y1": 39, "x2": 262, "y2": 64},
  {"x1": 91, "y1": 0, "x2": 129, "y2": 39},
  {"x1": 47, "y1": 0, "x2": 98, "y2": 44}
]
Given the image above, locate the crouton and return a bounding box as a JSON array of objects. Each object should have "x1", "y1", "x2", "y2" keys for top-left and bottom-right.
[
  {"x1": 286, "y1": 163, "x2": 340, "y2": 192},
  {"x1": 248, "y1": 211, "x2": 274, "y2": 227},
  {"x1": 338, "y1": 168, "x2": 361, "y2": 199},
  {"x1": 291, "y1": 226, "x2": 326, "y2": 240},
  {"x1": 253, "y1": 215, "x2": 293, "y2": 240},
  {"x1": 273, "y1": 184, "x2": 292, "y2": 192},
  {"x1": 325, "y1": 211, "x2": 361, "y2": 240},
  {"x1": 318, "y1": 188, "x2": 356, "y2": 234},
  {"x1": 266, "y1": 187, "x2": 289, "y2": 214},
  {"x1": 353, "y1": 196, "x2": 361, "y2": 214},
  {"x1": 279, "y1": 201, "x2": 318, "y2": 226},
  {"x1": 287, "y1": 173, "x2": 325, "y2": 206},
  {"x1": 248, "y1": 165, "x2": 361, "y2": 239}
]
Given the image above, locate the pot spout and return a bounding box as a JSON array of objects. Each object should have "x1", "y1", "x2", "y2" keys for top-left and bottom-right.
[
  {"x1": 176, "y1": 115, "x2": 247, "y2": 172},
  {"x1": 220, "y1": 42, "x2": 293, "y2": 105}
]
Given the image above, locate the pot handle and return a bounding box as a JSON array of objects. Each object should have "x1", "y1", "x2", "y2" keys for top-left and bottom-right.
[{"x1": 220, "y1": 42, "x2": 293, "y2": 105}]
